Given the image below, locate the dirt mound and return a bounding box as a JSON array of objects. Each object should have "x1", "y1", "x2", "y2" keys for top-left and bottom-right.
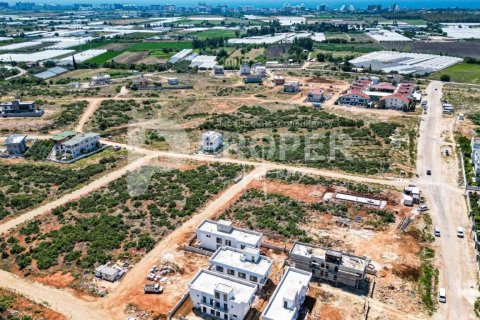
[
  {"x1": 392, "y1": 263, "x2": 420, "y2": 281},
  {"x1": 306, "y1": 77, "x2": 335, "y2": 84}
]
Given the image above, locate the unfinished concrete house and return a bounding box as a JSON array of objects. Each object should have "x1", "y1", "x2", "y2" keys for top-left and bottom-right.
[{"x1": 289, "y1": 242, "x2": 371, "y2": 290}]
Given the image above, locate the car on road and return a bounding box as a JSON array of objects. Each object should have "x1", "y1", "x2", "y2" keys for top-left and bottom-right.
[
  {"x1": 426, "y1": 170, "x2": 431, "y2": 175},
  {"x1": 418, "y1": 204, "x2": 428, "y2": 212},
  {"x1": 457, "y1": 227, "x2": 464, "y2": 238},
  {"x1": 434, "y1": 227, "x2": 441, "y2": 237},
  {"x1": 439, "y1": 288, "x2": 446, "y2": 303}
]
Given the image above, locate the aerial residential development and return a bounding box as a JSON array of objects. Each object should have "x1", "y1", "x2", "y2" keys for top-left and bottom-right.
[{"x1": 0, "y1": 1, "x2": 479, "y2": 320}]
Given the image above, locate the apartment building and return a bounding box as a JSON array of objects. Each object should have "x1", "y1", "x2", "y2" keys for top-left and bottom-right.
[
  {"x1": 210, "y1": 246, "x2": 273, "y2": 288},
  {"x1": 289, "y1": 242, "x2": 370, "y2": 289},
  {"x1": 189, "y1": 269, "x2": 258, "y2": 320},
  {"x1": 260, "y1": 267, "x2": 311, "y2": 320},
  {"x1": 196, "y1": 220, "x2": 263, "y2": 251}
]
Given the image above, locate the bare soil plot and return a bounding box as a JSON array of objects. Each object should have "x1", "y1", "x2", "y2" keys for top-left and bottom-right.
[
  {"x1": 101, "y1": 43, "x2": 133, "y2": 51},
  {"x1": 112, "y1": 51, "x2": 149, "y2": 64},
  {"x1": 0, "y1": 287, "x2": 67, "y2": 320}
]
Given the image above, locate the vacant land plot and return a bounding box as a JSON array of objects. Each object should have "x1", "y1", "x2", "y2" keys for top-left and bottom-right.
[
  {"x1": 86, "y1": 99, "x2": 159, "y2": 132},
  {"x1": 0, "y1": 152, "x2": 123, "y2": 221},
  {"x1": 127, "y1": 42, "x2": 193, "y2": 51},
  {"x1": 0, "y1": 287, "x2": 66, "y2": 320},
  {"x1": 0, "y1": 163, "x2": 243, "y2": 295},
  {"x1": 199, "y1": 105, "x2": 415, "y2": 175},
  {"x1": 111, "y1": 51, "x2": 149, "y2": 64},
  {"x1": 42, "y1": 100, "x2": 88, "y2": 131},
  {"x1": 430, "y1": 63, "x2": 480, "y2": 84},
  {"x1": 226, "y1": 47, "x2": 265, "y2": 65}
]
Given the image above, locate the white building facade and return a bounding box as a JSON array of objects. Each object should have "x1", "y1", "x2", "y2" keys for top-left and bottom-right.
[
  {"x1": 58, "y1": 132, "x2": 100, "y2": 159},
  {"x1": 202, "y1": 131, "x2": 223, "y2": 153},
  {"x1": 196, "y1": 220, "x2": 263, "y2": 251},
  {"x1": 261, "y1": 267, "x2": 311, "y2": 320},
  {"x1": 210, "y1": 246, "x2": 273, "y2": 288},
  {"x1": 189, "y1": 269, "x2": 257, "y2": 320}
]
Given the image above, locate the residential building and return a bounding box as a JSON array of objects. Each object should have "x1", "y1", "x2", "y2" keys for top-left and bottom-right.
[
  {"x1": 213, "y1": 65, "x2": 225, "y2": 76},
  {"x1": 202, "y1": 131, "x2": 223, "y2": 153},
  {"x1": 168, "y1": 77, "x2": 179, "y2": 85},
  {"x1": 443, "y1": 103, "x2": 454, "y2": 114},
  {"x1": 196, "y1": 219, "x2": 263, "y2": 251},
  {"x1": 254, "y1": 65, "x2": 267, "y2": 77},
  {"x1": 243, "y1": 76, "x2": 262, "y2": 84},
  {"x1": 90, "y1": 74, "x2": 110, "y2": 86},
  {"x1": 5, "y1": 134, "x2": 27, "y2": 154},
  {"x1": 239, "y1": 63, "x2": 251, "y2": 76},
  {"x1": 260, "y1": 267, "x2": 311, "y2": 320},
  {"x1": 338, "y1": 91, "x2": 369, "y2": 106},
  {"x1": 273, "y1": 76, "x2": 285, "y2": 86},
  {"x1": 189, "y1": 268, "x2": 257, "y2": 320},
  {"x1": 289, "y1": 242, "x2": 371, "y2": 289},
  {"x1": 307, "y1": 89, "x2": 325, "y2": 103},
  {"x1": 51, "y1": 130, "x2": 76, "y2": 155},
  {"x1": 55, "y1": 132, "x2": 100, "y2": 159},
  {"x1": 283, "y1": 80, "x2": 300, "y2": 93},
  {"x1": 380, "y1": 94, "x2": 410, "y2": 110},
  {"x1": 0, "y1": 100, "x2": 44, "y2": 117},
  {"x1": 95, "y1": 264, "x2": 120, "y2": 282},
  {"x1": 210, "y1": 246, "x2": 273, "y2": 288}
]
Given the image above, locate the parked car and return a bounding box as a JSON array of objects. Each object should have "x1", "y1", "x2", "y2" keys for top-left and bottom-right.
[
  {"x1": 144, "y1": 283, "x2": 163, "y2": 294},
  {"x1": 439, "y1": 288, "x2": 446, "y2": 303},
  {"x1": 445, "y1": 149, "x2": 449, "y2": 156},
  {"x1": 418, "y1": 204, "x2": 428, "y2": 212},
  {"x1": 426, "y1": 170, "x2": 432, "y2": 175},
  {"x1": 457, "y1": 227, "x2": 464, "y2": 238},
  {"x1": 434, "y1": 227, "x2": 441, "y2": 237}
]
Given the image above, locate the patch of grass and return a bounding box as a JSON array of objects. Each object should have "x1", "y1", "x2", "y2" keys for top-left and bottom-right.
[
  {"x1": 69, "y1": 40, "x2": 115, "y2": 51},
  {"x1": 187, "y1": 29, "x2": 237, "y2": 40},
  {"x1": 430, "y1": 63, "x2": 480, "y2": 84},
  {"x1": 127, "y1": 42, "x2": 192, "y2": 51},
  {"x1": 24, "y1": 140, "x2": 54, "y2": 161}
]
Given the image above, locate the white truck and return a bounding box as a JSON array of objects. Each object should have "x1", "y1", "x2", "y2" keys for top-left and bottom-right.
[{"x1": 144, "y1": 283, "x2": 163, "y2": 294}]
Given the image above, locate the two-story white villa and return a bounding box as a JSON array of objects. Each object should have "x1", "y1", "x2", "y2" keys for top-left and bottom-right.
[
  {"x1": 210, "y1": 246, "x2": 273, "y2": 288},
  {"x1": 189, "y1": 268, "x2": 258, "y2": 320},
  {"x1": 202, "y1": 131, "x2": 223, "y2": 153},
  {"x1": 56, "y1": 132, "x2": 101, "y2": 159},
  {"x1": 260, "y1": 267, "x2": 311, "y2": 320},
  {"x1": 196, "y1": 220, "x2": 263, "y2": 251}
]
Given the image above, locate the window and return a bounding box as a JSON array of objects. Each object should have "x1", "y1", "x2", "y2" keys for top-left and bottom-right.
[
  {"x1": 211, "y1": 309, "x2": 215, "y2": 315},
  {"x1": 206, "y1": 235, "x2": 211, "y2": 238},
  {"x1": 216, "y1": 237, "x2": 222, "y2": 244},
  {"x1": 227, "y1": 269, "x2": 234, "y2": 276},
  {"x1": 238, "y1": 272, "x2": 246, "y2": 279},
  {"x1": 249, "y1": 275, "x2": 258, "y2": 282},
  {"x1": 202, "y1": 306, "x2": 206, "y2": 313},
  {"x1": 223, "y1": 294, "x2": 227, "y2": 301},
  {"x1": 284, "y1": 301, "x2": 288, "y2": 308},
  {"x1": 224, "y1": 315, "x2": 228, "y2": 320},
  {"x1": 202, "y1": 296, "x2": 206, "y2": 304},
  {"x1": 223, "y1": 303, "x2": 227, "y2": 310},
  {"x1": 225, "y1": 239, "x2": 231, "y2": 246},
  {"x1": 215, "y1": 292, "x2": 220, "y2": 299},
  {"x1": 210, "y1": 298, "x2": 214, "y2": 306},
  {"x1": 216, "y1": 266, "x2": 224, "y2": 273}
]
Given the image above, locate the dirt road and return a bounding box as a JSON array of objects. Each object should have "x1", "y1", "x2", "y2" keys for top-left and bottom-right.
[
  {"x1": 0, "y1": 154, "x2": 156, "y2": 235},
  {"x1": 417, "y1": 81, "x2": 477, "y2": 319},
  {"x1": 75, "y1": 98, "x2": 102, "y2": 133},
  {"x1": 98, "y1": 166, "x2": 267, "y2": 317},
  {"x1": 0, "y1": 270, "x2": 109, "y2": 320}
]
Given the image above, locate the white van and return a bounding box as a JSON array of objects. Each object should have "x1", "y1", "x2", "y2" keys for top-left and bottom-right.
[
  {"x1": 439, "y1": 288, "x2": 446, "y2": 303},
  {"x1": 457, "y1": 227, "x2": 465, "y2": 238},
  {"x1": 434, "y1": 227, "x2": 441, "y2": 237}
]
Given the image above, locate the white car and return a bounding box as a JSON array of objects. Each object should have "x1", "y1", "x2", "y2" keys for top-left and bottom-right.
[
  {"x1": 439, "y1": 288, "x2": 446, "y2": 303},
  {"x1": 457, "y1": 227, "x2": 464, "y2": 238},
  {"x1": 418, "y1": 204, "x2": 428, "y2": 212}
]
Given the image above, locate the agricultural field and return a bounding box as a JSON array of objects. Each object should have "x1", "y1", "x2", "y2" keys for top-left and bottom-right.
[
  {"x1": 0, "y1": 288, "x2": 66, "y2": 320},
  {"x1": 430, "y1": 63, "x2": 480, "y2": 84},
  {"x1": 42, "y1": 100, "x2": 88, "y2": 131},
  {"x1": 199, "y1": 105, "x2": 416, "y2": 176},
  {"x1": 185, "y1": 29, "x2": 238, "y2": 40},
  {"x1": 127, "y1": 41, "x2": 193, "y2": 51},
  {"x1": 0, "y1": 150, "x2": 125, "y2": 221},
  {"x1": 0, "y1": 163, "x2": 244, "y2": 295},
  {"x1": 83, "y1": 51, "x2": 123, "y2": 65}
]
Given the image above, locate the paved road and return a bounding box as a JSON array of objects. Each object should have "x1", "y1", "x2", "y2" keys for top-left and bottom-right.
[{"x1": 417, "y1": 81, "x2": 477, "y2": 319}]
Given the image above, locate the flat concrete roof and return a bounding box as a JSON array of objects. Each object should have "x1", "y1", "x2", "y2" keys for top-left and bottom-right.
[
  {"x1": 290, "y1": 242, "x2": 369, "y2": 272},
  {"x1": 197, "y1": 220, "x2": 262, "y2": 247},
  {"x1": 5, "y1": 134, "x2": 26, "y2": 144},
  {"x1": 210, "y1": 246, "x2": 272, "y2": 277},
  {"x1": 62, "y1": 132, "x2": 99, "y2": 146},
  {"x1": 261, "y1": 267, "x2": 311, "y2": 320},
  {"x1": 189, "y1": 269, "x2": 257, "y2": 304}
]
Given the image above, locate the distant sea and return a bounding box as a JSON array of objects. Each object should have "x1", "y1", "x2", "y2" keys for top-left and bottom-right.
[{"x1": 51, "y1": 0, "x2": 480, "y2": 9}]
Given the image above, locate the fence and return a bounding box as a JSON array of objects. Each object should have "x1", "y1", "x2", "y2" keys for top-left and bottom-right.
[
  {"x1": 167, "y1": 292, "x2": 190, "y2": 320},
  {"x1": 183, "y1": 245, "x2": 213, "y2": 257},
  {"x1": 261, "y1": 242, "x2": 286, "y2": 253}
]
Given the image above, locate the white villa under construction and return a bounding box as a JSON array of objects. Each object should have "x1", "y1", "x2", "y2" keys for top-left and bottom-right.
[
  {"x1": 209, "y1": 246, "x2": 273, "y2": 288},
  {"x1": 196, "y1": 220, "x2": 263, "y2": 251},
  {"x1": 260, "y1": 267, "x2": 311, "y2": 320},
  {"x1": 189, "y1": 268, "x2": 257, "y2": 320}
]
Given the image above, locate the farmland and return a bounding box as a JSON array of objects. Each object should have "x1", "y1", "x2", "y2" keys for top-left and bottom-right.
[
  {"x1": 186, "y1": 29, "x2": 238, "y2": 40},
  {"x1": 0, "y1": 163, "x2": 244, "y2": 294},
  {"x1": 84, "y1": 51, "x2": 123, "y2": 65},
  {"x1": 430, "y1": 63, "x2": 480, "y2": 84},
  {"x1": 127, "y1": 42, "x2": 193, "y2": 51}
]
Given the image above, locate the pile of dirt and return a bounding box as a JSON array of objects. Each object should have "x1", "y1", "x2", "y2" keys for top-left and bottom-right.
[{"x1": 392, "y1": 263, "x2": 421, "y2": 281}]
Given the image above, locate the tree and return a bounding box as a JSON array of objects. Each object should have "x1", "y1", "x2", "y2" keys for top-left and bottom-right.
[{"x1": 440, "y1": 74, "x2": 451, "y2": 82}]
